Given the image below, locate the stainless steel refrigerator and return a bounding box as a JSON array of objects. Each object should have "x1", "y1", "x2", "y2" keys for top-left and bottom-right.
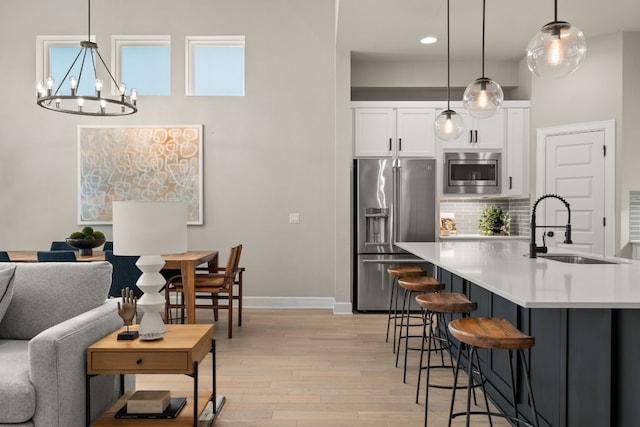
[{"x1": 355, "y1": 158, "x2": 437, "y2": 311}]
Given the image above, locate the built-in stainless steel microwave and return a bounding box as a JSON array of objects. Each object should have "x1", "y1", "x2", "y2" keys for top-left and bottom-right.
[{"x1": 444, "y1": 152, "x2": 501, "y2": 195}]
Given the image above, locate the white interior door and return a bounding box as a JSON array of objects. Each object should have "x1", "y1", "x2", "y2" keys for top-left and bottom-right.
[{"x1": 542, "y1": 130, "x2": 605, "y2": 255}]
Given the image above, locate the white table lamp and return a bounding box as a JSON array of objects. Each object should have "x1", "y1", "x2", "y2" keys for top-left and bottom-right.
[{"x1": 113, "y1": 201, "x2": 187, "y2": 340}]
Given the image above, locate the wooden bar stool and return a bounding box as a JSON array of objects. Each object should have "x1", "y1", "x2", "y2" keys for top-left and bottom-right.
[
  {"x1": 396, "y1": 275, "x2": 444, "y2": 382},
  {"x1": 386, "y1": 265, "x2": 425, "y2": 353},
  {"x1": 447, "y1": 317, "x2": 539, "y2": 427},
  {"x1": 415, "y1": 292, "x2": 477, "y2": 426}
]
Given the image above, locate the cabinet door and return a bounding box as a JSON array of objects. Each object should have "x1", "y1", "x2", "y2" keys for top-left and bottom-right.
[
  {"x1": 475, "y1": 109, "x2": 505, "y2": 149},
  {"x1": 504, "y1": 108, "x2": 530, "y2": 196},
  {"x1": 438, "y1": 109, "x2": 504, "y2": 149},
  {"x1": 396, "y1": 108, "x2": 435, "y2": 157},
  {"x1": 354, "y1": 108, "x2": 395, "y2": 157},
  {"x1": 437, "y1": 109, "x2": 475, "y2": 147}
]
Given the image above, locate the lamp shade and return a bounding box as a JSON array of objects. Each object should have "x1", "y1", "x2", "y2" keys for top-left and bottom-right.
[
  {"x1": 526, "y1": 21, "x2": 587, "y2": 79},
  {"x1": 463, "y1": 77, "x2": 504, "y2": 119},
  {"x1": 112, "y1": 201, "x2": 187, "y2": 256},
  {"x1": 435, "y1": 110, "x2": 464, "y2": 141}
]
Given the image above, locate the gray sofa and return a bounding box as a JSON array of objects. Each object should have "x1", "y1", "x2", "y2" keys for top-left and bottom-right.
[{"x1": 0, "y1": 261, "x2": 126, "y2": 427}]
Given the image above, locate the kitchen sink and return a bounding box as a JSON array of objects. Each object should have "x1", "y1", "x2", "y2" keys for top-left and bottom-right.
[{"x1": 538, "y1": 254, "x2": 618, "y2": 264}]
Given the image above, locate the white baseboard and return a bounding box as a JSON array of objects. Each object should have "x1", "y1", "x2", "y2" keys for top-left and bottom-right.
[
  {"x1": 243, "y1": 296, "x2": 335, "y2": 309},
  {"x1": 332, "y1": 302, "x2": 353, "y2": 315},
  {"x1": 167, "y1": 295, "x2": 353, "y2": 314}
]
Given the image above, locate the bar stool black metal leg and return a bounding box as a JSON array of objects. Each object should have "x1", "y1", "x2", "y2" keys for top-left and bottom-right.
[
  {"x1": 416, "y1": 308, "x2": 428, "y2": 403},
  {"x1": 508, "y1": 349, "x2": 519, "y2": 423},
  {"x1": 402, "y1": 290, "x2": 419, "y2": 382},
  {"x1": 520, "y1": 349, "x2": 540, "y2": 427},
  {"x1": 386, "y1": 277, "x2": 397, "y2": 345},
  {"x1": 447, "y1": 343, "x2": 464, "y2": 427},
  {"x1": 395, "y1": 288, "x2": 409, "y2": 367},
  {"x1": 473, "y1": 347, "x2": 493, "y2": 427},
  {"x1": 424, "y1": 309, "x2": 436, "y2": 426}
]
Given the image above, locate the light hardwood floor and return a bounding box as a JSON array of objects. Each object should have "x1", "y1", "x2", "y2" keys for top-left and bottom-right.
[{"x1": 137, "y1": 309, "x2": 510, "y2": 426}]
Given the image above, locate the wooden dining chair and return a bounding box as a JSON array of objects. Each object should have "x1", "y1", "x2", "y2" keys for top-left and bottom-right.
[
  {"x1": 104, "y1": 250, "x2": 143, "y2": 298},
  {"x1": 50, "y1": 241, "x2": 75, "y2": 251},
  {"x1": 165, "y1": 244, "x2": 243, "y2": 338},
  {"x1": 36, "y1": 250, "x2": 77, "y2": 262}
]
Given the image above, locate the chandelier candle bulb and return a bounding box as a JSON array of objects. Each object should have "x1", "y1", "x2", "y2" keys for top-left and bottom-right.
[{"x1": 95, "y1": 78, "x2": 103, "y2": 97}]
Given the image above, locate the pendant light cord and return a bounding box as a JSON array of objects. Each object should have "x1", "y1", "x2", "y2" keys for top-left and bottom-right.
[
  {"x1": 481, "y1": 0, "x2": 486, "y2": 78},
  {"x1": 554, "y1": 0, "x2": 558, "y2": 21},
  {"x1": 87, "y1": 0, "x2": 91, "y2": 40},
  {"x1": 446, "y1": 0, "x2": 451, "y2": 110}
]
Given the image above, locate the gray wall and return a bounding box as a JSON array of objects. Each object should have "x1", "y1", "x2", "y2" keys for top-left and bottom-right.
[
  {"x1": 530, "y1": 32, "x2": 640, "y2": 256},
  {"x1": 0, "y1": 0, "x2": 353, "y2": 309},
  {"x1": 350, "y1": 30, "x2": 640, "y2": 258}
]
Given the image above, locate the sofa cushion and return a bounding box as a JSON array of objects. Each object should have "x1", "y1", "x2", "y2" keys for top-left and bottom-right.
[
  {"x1": 0, "y1": 262, "x2": 112, "y2": 340},
  {"x1": 0, "y1": 340, "x2": 36, "y2": 423},
  {"x1": 0, "y1": 264, "x2": 16, "y2": 323}
]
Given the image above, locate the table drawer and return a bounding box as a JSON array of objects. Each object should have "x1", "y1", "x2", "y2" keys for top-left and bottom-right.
[{"x1": 90, "y1": 351, "x2": 190, "y2": 372}]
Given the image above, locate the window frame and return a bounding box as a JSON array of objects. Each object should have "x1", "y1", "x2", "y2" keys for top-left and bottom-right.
[
  {"x1": 185, "y1": 35, "x2": 246, "y2": 97},
  {"x1": 111, "y1": 35, "x2": 171, "y2": 97},
  {"x1": 35, "y1": 35, "x2": 96, "y2": 93}
]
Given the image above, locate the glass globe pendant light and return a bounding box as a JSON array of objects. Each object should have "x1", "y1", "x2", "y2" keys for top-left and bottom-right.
[
  {"x1": 435, "y1": 0, "x2": 464, "y2": 141},
  {"x1": 526, "y1": 0, "x2": 586, "y2": 79},
  {"x1": 463, "y1": 0, "x2": 503, "y2": 119}
]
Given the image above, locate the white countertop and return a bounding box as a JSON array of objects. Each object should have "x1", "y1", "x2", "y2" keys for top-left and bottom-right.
[
  {"x1": 439, "y1": 234, "x2": 528, "y2": 241},
  {"x1": 396, "y1": 241, "x2": 640, "y2": 309}
]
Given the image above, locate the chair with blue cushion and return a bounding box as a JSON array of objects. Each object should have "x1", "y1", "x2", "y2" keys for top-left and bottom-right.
[
  {"x1": 50, "y1": 241, "x2": 75, "y2": 251},
  {"x1": 104, "y1": 250, "x2": 143, "y2": 298},
  {"x1": 103, "y1": 241, "x2": 113, "y2": 251},
  {"x1": 0, "y1": 251, "x2": 10, "y2": 262},
  {"x1": 36, "y1": 250, "x2": 77, "y2": 262}
]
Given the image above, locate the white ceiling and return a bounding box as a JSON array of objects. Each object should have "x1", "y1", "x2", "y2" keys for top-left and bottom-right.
[{"x1": 337, "y1": 0, "x2": 640, "y2": 62}]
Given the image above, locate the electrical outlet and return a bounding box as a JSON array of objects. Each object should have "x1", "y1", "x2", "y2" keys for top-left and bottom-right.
[{"x1": 289, "y1": 213, "x2": 300, "y2": 224}]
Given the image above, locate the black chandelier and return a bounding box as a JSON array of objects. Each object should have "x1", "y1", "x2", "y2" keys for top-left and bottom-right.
[{"x1": 35, "y1": 0, "x2": 137, "y2": 116}]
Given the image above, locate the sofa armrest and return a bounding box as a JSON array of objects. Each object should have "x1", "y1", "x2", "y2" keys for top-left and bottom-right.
[{"x1": 28, "y1": 299, "x2": 124, "y2": 427}]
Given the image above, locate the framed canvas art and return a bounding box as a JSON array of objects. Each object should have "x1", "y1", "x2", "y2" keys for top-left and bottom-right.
[{"x1": 77, "y1": 125, "x2": 203, "y2": 224}]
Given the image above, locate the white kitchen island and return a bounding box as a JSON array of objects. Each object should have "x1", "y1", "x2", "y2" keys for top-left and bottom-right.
[
  {"x1": 396, "y1": 241, "x2": 640, "y2": 427},
  {"x1": 396, "y1": 240, "x2": 640, "y2": 308}
]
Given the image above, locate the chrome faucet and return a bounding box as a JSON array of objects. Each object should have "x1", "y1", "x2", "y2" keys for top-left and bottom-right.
[{"x1": 530, "y1": 194, "x2": 573, "y2": 258}]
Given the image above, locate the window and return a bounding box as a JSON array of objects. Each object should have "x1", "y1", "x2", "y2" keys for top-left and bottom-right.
[
  {"x1": 186, "y1": 36, "x2": 245, "y2": 96},
  {"x1": 36, "y1": 36, "x2": 97, "y2": 96},
  {"x1": 112, "y1": 36, "x2": 171, "y2": 96}
]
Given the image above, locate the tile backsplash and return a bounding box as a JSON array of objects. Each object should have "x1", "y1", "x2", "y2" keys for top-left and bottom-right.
[{"x1": 440, "y1": 197, "x2": 531, "y2": 236}]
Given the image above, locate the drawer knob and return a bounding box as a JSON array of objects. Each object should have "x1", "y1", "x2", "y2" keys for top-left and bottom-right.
[{"x1": 136, "y1": 359, "x2": 142, "y2": 365}]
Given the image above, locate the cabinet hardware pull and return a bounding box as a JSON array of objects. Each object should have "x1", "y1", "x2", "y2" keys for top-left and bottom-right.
[
  {"x1": 399, "y1": 138, "x2": 402, "y2": 151},
  {"x1": 469, "y1": 130, "x2": 473, "y2": 143},
  {"x1": 389, "y1": 138, "x2": 392, "y2": 151},
  {"x1": 474, "y1": 130, "x2": 478, "y2": 143},
  {"x1": 136, "y1": 359, "x2": 142, "y2": 364},
  {"x1": 509, "y1": 176, "x2": 513, "y2": 189}
]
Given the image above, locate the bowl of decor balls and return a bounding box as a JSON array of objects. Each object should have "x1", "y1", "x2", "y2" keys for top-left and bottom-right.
[{"x1": 66, "y1": 226, "x2": 106, "y2": 256}]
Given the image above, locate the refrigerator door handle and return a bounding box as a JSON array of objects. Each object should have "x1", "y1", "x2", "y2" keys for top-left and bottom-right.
[{"x1": 393, "y1": 160, "x2": 401, "y2": 244}]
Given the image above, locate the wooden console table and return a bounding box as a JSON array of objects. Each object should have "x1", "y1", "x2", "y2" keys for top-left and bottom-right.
[{"x1": 86, "y1": 324, "x2": 224, "y2": 426}]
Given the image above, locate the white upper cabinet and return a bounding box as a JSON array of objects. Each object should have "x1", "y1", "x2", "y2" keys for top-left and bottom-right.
[
  {"x1": 353, "y1": 107, "x2": 436, "y2": 158},
  {"x1": 438, "y1": 108, "x2": 505, "y2": 150},
  {"x1": 353, "y1": 108, "x2": 395, "y2": 157},
  {"x1": 504, "y1": 108, "x2": 530, "y2": 197},
  {"x1": 395, "y1": 109, "x2": 435, "y2": 157}
]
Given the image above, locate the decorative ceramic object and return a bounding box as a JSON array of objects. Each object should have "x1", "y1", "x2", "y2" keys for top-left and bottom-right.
[{"x1": 66, "y1": 226, "x2": 106, "y2": 256}]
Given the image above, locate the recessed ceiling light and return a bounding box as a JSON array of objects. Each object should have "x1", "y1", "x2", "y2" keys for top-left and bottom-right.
[{"x1": 420, "y1": 36, "x2": 438, "y2": 45}]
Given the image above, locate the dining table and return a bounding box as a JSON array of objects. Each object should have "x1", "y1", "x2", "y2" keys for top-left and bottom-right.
[{"x1": 7, "y1": 250, "x2": 218, "y2": 325}]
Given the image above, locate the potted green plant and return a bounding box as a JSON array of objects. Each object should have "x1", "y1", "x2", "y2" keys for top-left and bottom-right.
[{"x1": 478, "y1": 205, "x2": 510, "y2": 236}]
